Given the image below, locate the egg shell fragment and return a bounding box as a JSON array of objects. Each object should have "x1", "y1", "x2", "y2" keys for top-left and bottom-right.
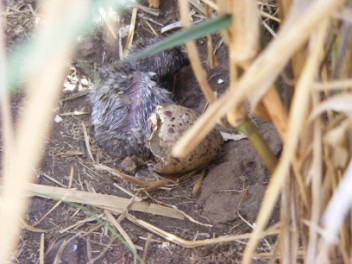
[{"x1": 148, "y1": 105, "x2": 223, "y2": 175}]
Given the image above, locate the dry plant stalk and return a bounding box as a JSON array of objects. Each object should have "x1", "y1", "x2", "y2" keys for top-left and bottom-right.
[
  {"x1": 226, "y1": 0, "x2": 288, "y2": 140},
  {"x1": 230, "y1": 0, "x2": 259, "y2": 67},
  {"x1": 0, "y1": 0, "x2": 91, "y2": 261},
  {"x1": 148, "y1": 0, "x2": 160, "y2": 9},
  {"x1": 172, "y1": 0, "x2": 345, "y2": 157},
  {"x1": 95, "y1": 164, "x2": 174, "y2": 191},
  {"x1": 123, "y1": 7, "x2": 138, "y2": 56},
  {"x1": 126, "y1": 213, "x2": 279, "y2": 249},
  {"x1": 242, "y1": 2, "x2": 343, "y2": 262},
  {"x1": 0, "y1": 1, "x2": 14, "y2": 183},
  {"x1": 105, "y1": 210, "x2": 137, "y2": 257},
  {"x1": 173, "y1": 0, "x2": 350, "y2": 263},
  {"x1": 223, "y1": 1, "x2": 279, "y2": 172},
  {"x1": 313, "y1": 79, "x2": 352, "y2": 90},
  {"x1": 39, "y1": 233, "x2": 45, "y2": 264},
  {"x1": 205, "y1": 4, "x2": 217, "y2": 69},
  {"x1": 224, "y1": 0, "x2": 256, "y2": 127},
  {"x1": 260, "y1": 88, "x2": 288, "y2": 140},
  {"x1": 178, "y1": 0, "x2": 217, "y2": 104},
  {"x1": 25, "y1": 183, "x2": 185, "y2": 219},
  {"x1": 142, "y1": 233, "x2": 152, "y2": 262},
  {"x1": 81, "y1": 121, "x2": 95, "y2": 163}
]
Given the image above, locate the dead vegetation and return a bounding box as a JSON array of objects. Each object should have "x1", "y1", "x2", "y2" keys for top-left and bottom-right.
[{"x1": 1, "y1": 0, "x2": 352, "y2": 263}]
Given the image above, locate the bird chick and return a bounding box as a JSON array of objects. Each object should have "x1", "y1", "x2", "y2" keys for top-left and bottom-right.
[{"x1": 89, "y1": 44, "x2": 188, "y2": 159}]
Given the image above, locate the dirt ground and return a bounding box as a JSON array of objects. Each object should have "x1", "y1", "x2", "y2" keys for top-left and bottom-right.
[{"x1": 3, "y1": 1, "x2": 281, "y2": 263}]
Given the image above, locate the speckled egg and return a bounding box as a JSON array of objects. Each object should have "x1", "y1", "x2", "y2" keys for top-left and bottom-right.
[{"x1": 147, "y1": 104, "x2": 223, "y2": 175}]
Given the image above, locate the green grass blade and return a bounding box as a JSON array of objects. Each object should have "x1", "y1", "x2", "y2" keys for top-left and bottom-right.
[{"x1": 128, "y1": 15, "x2": 232, "y2": 60}]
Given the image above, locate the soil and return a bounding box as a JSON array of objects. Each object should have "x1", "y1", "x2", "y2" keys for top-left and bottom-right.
[{"x1": 3, "y1": 1, "x2": 281, "y2": 263}]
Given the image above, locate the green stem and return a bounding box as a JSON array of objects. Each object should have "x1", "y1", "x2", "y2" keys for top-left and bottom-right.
[
  {"x1": 348, "y1": 128, "x2": 352, "y2": 158},
  {"x1": 236, "y1": 117, "x2": 278, "y2": 173}
]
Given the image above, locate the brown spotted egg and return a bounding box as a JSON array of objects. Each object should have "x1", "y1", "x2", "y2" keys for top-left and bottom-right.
[{"x1": 147, "y1": 104, "x2": 223, "y2": 175}]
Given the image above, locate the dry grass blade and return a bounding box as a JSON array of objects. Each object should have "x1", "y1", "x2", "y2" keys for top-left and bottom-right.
[
  {"x1": 105, "y1": 210, "x2": 137, "y2": 257},
  {"x1": 25, "y1": 183, "x2": 185, "y2": 220},
  {"x1": 242, "y1": 16, "x2": 330, "y2": 264},
  {"x1": 81, "y1": 121, "x2": 95, "y2": 163},
  {"x1": 21, "y1": 220, "x2": 46, "y2": 233},
  {"x1": 131, "y1": 2, "x2": 159, "y2": 16},
  {"x1": 178, "y1": 0, "x2": 217, "y2": 104},
  {"x1": 205, "y1": 4, "x2": 216, "y2": 68},
  {"x1": 59, "y1": 216, "x2": 102, "y2": 234},
  {"x1": 113, "y1": 183, "x2": 140, "y2": 199},
  {"x1": 95, "y1": 164, "x2": 174, "y2": 191},
  {"x1": 279, "y1": 177, "x2": 293, "y2": 263},
  {"x1": 40, "y1": 233, "x2": 45, "y2": 264},
  {"x1": 172, "y1": 0, "x2": 344, "y2": 157},
  {"x1": 231, "y1": 0, "x2": 259, "y2": 67},
  {"x1": 191, "y1": 169, "x2": 206, "y2": 195},
  {"x1": 310, "y1": 94, "x2": 352, "y2": 120},
  {"x1": 322, "y1": 161, "x2": 352, "y2": 244},
  {"x1": 306, "y1": 82, "x2": 324, "y2": 262},
  {"x1": 324, "y1": 118, "x2": 352, "y2": 148},
  {"x1": 124, "y1": 7, "x2": 138, "y2": 56},
  {"x1": 277, "y1": 0, "x2": 292, "y2": 19},
  {"x1": 34, "y1": 200, "x2": 63, "y2": 226},
  {"x1": 142, "y1": 233, "x2": 152, "y2": 262},
  {"x1": 260, "y1": 10, "x2": 280, "y2": 23},
  {"x1": 225, "y1": 0, "x2": 253, "y2": 127},
  {"x1": 199, "y1": 0, "x2": 218, "y2": 11},
  {"x1": 313, "y1": 79, "x2": 352, "y2": 90},
  {"x1": 40, "y1": 171, "x2": 67, "y2": 188},
  {"x1": 226, "y1": 0, "x2": 287, "y2": 140},
  {"x1": 0, "y1": 1, "x2": 91, "y2": 261},
  {"x1": 126, "y1": 213, "x2": 278, "y2": 249},
  {"x1": 261, "y1": 87, "x2": 288, "y2": 141},
  {"x1": 0, "y1": 1, "x2": 14, "y2": 189},
  {"x1": 188, "y1": 0, "x2": 206, "y2": 15},
  {"x1": 148, "y1": 0, "x2": 160, "y2": 9},
  {"x1": 68, "y1": 165, "x2": 74, "y2": 189}
]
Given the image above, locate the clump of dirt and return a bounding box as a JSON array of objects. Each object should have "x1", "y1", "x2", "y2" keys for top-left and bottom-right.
[
  {"x1": 2, "y1": 1, "x2": 281, "y2": 263},
  {"x1": 198, "y1": 124, "x2": 281, "y2": 225}
]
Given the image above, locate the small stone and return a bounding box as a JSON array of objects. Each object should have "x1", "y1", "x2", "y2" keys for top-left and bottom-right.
[
  {"x1": 217, "y1": 78, "x2": 224, "y2": 84},
  {"x1": 120, "y1": 156, "x2": 138, "y2": 175},
  {"x1": 54, "y1": 115, "x2": 63, "y2": 123},
  {"x1": 46, "y1": 236, "x2": 81, "y2": 264}
]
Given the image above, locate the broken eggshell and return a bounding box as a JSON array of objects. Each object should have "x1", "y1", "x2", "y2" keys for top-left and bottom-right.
[{"x1": 147, "y1": 104, "x2": 223, "y2": 175}]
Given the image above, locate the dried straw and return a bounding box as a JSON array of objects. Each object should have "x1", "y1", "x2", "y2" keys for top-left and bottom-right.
[{"x1": 0, "y1": 0, "x2": 92, "y2": 261}]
